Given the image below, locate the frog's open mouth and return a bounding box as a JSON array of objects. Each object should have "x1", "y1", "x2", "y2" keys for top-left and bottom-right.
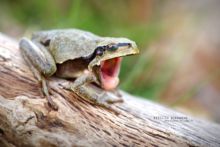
[{"x1": 100, "y1": 57, "x2": 122, "y2": 90}]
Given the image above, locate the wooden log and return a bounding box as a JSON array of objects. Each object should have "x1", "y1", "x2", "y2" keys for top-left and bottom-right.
[{"x1": 0, "y1": 33, "x2": 220, "y2": 147}]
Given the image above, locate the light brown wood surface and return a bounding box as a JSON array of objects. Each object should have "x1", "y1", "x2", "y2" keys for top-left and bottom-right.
[{"x1": 0, "y1": 33, "x2": 220, "y2": 147}]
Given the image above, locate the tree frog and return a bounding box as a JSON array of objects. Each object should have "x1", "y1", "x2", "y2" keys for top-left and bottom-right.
[{"x1": 19, "y1": 29, "x2": 139, "y2": 110}]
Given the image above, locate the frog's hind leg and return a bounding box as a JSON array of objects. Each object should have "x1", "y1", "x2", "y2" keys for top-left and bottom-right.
[{"x1": 19, "y1": 38, "x2": 58, "y2": 110}]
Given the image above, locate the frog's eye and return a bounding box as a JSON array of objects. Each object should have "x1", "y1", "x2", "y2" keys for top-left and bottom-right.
[
  {"x1": 95, "y1": 47, "x2": 105, "y2": 56},
  {"x1": 107, "y1": 45, "x2": 118, "y2": 51}
]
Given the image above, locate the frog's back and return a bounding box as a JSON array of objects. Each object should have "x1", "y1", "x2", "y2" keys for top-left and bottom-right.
[{"x1": 32, "y1": 29, "x2": 101, "y2": 64}]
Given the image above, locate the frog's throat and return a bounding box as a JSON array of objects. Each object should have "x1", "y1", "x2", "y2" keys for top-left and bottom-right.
[{"x1": 100, "y1": 57, "x2": 122, "y2": 90}]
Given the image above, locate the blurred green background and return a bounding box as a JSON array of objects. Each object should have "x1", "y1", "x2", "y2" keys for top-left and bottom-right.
[
  {"x1": 0, "y1": 0, "x2": 165, "y2": 99},
  {"x1": 1, "y1": 0, "x2": 220, "y2": 121}
]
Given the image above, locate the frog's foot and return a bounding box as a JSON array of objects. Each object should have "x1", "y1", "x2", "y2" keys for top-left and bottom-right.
[
  {"x1": 101, "y1": 91, "x2": 123, "y2": 104},
  {"x1": 63, "y1": 82, "x2": 81, "y2": 91},
  {"x1": 45, "y1": 95, "x2": 59, "y2": 111},
  {"x1": 42, "y1": 77, "x2": 58, "y2": 111},
  {"x1": 83, "y1": 89, "x2": 121, "y2": 114}
]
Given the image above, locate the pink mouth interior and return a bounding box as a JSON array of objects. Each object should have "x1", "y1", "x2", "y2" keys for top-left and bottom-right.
[{"x1": 100, "y1": 57, "x2": 122, "y2": 90}]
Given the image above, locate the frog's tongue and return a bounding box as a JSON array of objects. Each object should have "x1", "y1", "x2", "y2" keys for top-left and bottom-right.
[{"x1": 100, "y1": 57, "x2": 122, "y2": 90}]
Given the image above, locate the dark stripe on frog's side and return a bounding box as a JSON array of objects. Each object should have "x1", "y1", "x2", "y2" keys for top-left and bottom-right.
[{"x1": 82, "y1": 46, "x2": 106, "y2": 62}]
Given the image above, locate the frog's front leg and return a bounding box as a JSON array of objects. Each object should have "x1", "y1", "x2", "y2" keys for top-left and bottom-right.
[
  {"x1": 19, "y1": 38, "x2": 58, "y2": 110},
  {"x1": 66, "y1": 74, "x2": 101, "y2": 103},
  {"x1": 66, "y1": 74, "x2": 123, "y2": 109}
]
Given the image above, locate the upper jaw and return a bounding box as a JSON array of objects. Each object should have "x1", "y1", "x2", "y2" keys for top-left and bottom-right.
[
  {"x1": 100, "y1": 43, "x2": 139, "y2": 61},
  {"x1": 88, "y1": 43, "x2": 139, "y2": 90},
  {"x1": 88, "y1": 42, "x2": 139, "y2": 71}
]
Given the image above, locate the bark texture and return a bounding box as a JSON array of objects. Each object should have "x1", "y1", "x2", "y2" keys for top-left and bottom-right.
[{"x1": 0, "y1": 33, "x2": 220, "y2": 147}]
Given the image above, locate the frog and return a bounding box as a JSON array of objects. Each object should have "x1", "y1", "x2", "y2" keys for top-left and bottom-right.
[{"x1": 19, "y1": 29, "x2": 139, "y2": 110}]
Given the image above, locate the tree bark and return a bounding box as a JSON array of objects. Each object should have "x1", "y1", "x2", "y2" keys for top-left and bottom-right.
[{"x1": 0, "y1": 33, "x2": 220, "y2": 147}]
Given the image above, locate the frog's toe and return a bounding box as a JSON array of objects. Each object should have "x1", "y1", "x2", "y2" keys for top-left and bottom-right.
[
  {"x1": 62, "y1": 83, "x2": 76, "y2": 91},
  {"x1": 101, "y1": 91, "x2": 124, "y2": 104},
  {"x1": 106, "y1": 98, "x2": 123, "y2": 104},
  {"x1": 48, "y1": 101, "x2": 59, "y2": 111},
  {"x1": 45, "y1": 95, "x2": 59, "y2": 111}
]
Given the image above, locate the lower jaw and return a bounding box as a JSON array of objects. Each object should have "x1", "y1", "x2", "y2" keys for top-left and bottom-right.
[{"x1": 101, "y1": 76, "x2": 119, "y2": 90}]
